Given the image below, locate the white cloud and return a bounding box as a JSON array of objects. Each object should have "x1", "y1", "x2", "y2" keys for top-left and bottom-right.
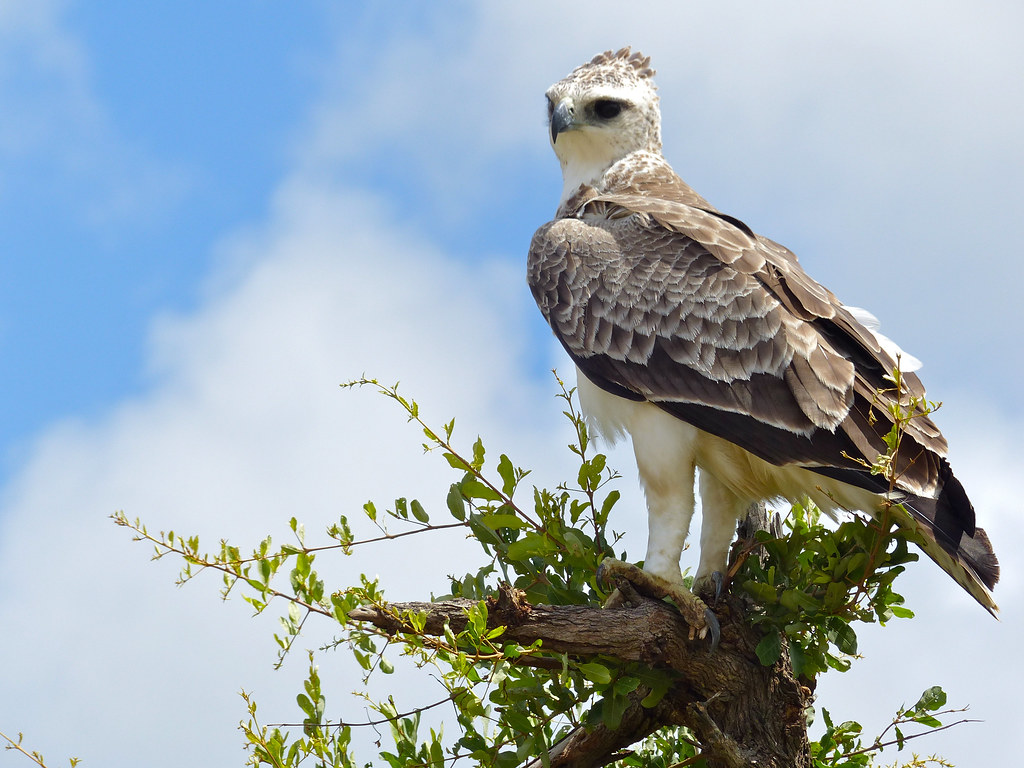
[{"x1": 0, "y1": 170, "x2": 571, "y2": 765}]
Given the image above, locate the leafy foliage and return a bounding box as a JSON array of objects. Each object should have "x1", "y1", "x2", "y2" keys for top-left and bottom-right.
[
  {"x1": 733, "y1": 362, "x2": 941, "y2": 684},
  {"x1": 736, "y1": 500, "x2": 918, "y2": 680},
  {"x1": 91, "y1": 376, "x2": 973, "y2": 767},
  {"x1": 811, "y1": 686, "x2": 967, "y2": 768}
]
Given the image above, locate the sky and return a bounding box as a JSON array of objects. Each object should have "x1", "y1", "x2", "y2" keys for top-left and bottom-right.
[{"x1": 0, "y1": 1, "x2": 1022, "y2": 766}]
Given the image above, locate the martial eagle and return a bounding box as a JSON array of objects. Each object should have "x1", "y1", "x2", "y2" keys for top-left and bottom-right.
[{"x1": 527, "y1": 48, "x2": 999, "y2": 615}]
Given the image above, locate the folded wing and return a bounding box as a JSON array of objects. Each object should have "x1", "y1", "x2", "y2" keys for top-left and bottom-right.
[{"x1": 528, "y1": 191, "x2": 999, "y2": 608}]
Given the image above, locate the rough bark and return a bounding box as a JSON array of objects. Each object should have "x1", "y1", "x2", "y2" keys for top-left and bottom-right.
[
  {"x1": 349, "y1": 590, "x2": 810, "y2": 767},
  {"x1": 348, "y1": 506, "x2": 812, "y2": 768}
]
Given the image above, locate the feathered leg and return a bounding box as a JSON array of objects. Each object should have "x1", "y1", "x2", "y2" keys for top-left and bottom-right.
[
  {"x1": 628, "y1": 407, "x2": 699, "y2": 583},
  {"x1": 696, "y1": 471, "x2": 750, "y2": 590}
]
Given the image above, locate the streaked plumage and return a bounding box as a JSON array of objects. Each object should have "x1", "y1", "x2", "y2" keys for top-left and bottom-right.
[{"x1": 528, "y1": 48, "x2": 999, "y2": 612}]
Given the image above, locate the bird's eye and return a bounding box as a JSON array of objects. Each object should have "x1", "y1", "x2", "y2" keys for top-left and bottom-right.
[{"x1": 593, "y1": 99, "x2": 624, "y2": 120}]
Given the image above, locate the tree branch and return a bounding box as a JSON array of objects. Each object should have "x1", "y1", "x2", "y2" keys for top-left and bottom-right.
[
  {"x1": 349, "y1": 595, "x2": 711, "y2": 670},
  {"x1": 348, "y1": 584, "x2": 810, "y2": 768},
  {"x1": 346, "y1": 503, "x2": 812, "y2": 768},
  {"x1": 525, "y1": 687, "x2": 685, "y2": 768}
]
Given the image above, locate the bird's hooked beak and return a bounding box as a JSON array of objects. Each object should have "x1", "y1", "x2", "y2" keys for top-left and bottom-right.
[{"x1": 550, "y1": 99, "x2": 577, "y2": 144}]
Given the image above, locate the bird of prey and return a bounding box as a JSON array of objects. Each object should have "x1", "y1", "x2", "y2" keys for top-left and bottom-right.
[{"x1": 527, "y1": 48, "x2": 999, "y2": 615}]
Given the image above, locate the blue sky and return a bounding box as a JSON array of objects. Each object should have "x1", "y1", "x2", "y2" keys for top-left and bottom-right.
[
  {"x1": 1, "y1": 2, "x2": 1022, "y2": 766},
  {"x1": 1, "y1": 2, "x2": 331, "y2": 471},
  {"x1": 0, "y1": 2, "x2": 560, "y2": 477}
]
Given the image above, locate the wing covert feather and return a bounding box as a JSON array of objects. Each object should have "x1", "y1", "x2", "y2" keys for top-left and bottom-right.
[{"x1": 527, "y1": 194, "x2": 945, "y2": 490}]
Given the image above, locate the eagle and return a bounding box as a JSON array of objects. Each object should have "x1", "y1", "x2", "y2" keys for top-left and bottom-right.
[{"x1": 527, "y1": 48, "x2": 999, "y2": 617}]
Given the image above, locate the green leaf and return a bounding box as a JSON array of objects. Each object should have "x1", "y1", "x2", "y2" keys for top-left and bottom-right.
[
  {"x1": 446, "y1": 484, "x2": 466, "y2": 521},
  {"x1": 410, "y1": 499, "x2": 429, "y2": 523},
  {"x1": 479, "y1": 513, "x2": 528, "y2": 531},
  {"x1": 429, "y1": 738, "x2": 444, "y2": 768},
  {"x1": 613, "y1": 676, "x2": 641, "y2": 695},
  {"x1": 843, "y1": 552, "x2": 868, "y2": 580},
  {"x1": 467, "y1": 516, "x2": 504, "y2": 547},
  {"x1": 828, "y1": 621, "x2": 858, "y2": 656},
  {"x1": 497, "y1": 454, "x2": 516, "y2": 496},
  {"x1": 599, "y1": 489, "x2": 620, "y2": 520},
  {"x1": 789, "y1": 641, "x2": 808, "y2": 679},
  {"x1": 640, "y1": 678, "x2": 672, "y2": 708},
  {"x1": 913, "y1": 685, "x2": 947, "y2": 712},
  {"x1": 330, "y1": 594, "x2": 350, "y2": 624},
  {"x1": 514, "y1": 734, "x2": 536, "y2": 762},
  {"x1": 394, "y1": 497, "x2": 408, "y2": 518},
  {"x1": 780, "y1": 588, "x2": 819, "y2": 612},
  {"x1": 506, "y1": 533, "x2": 557, "y2": 560},
  {"x1": 296, "y1": 693, "x2": 314, "y2": 717},
  {"x1": 471, "y1": 437, "x2": 486, "y2": 470},
  {"x1": 823, "y1": 581, "x2": 848, "y2": 613},
  {"x1": 460, "y1": 479, "x2": 503, "y2": 502},
  {"x1": 562, "y1": 528, "x2": 593, "y2": 557},
  {"x1": 601, "y1": 691, "x2": 628, "y2": 730},
  {"x1": 755, "y1": 629, "x2": 782, "y2": 666},
  {"x1": 443, "y1": 452, "x2": 470, "y2": 471},
  {"x1": 742, "y1": 580, "x2": 779, "y2": 606},
  {"x1": 577, "y1": 661, "x2": 612, "y2": 685},
  {"x1": 577, "y1": 454, "x2": 606, "y2": 490}
]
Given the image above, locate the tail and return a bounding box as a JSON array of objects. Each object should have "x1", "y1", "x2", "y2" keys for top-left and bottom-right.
[{"x1": 892, "y1": 460, "x2": 1000, "y2": 615}]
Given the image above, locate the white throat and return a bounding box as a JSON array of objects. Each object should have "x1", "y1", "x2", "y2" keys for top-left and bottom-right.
[
  {"x1": 559, "y1": 159, "x2": 608, "y2": 206},
  {"x1": 554, "y1": 133, "x2": 619, "y2": 206}
]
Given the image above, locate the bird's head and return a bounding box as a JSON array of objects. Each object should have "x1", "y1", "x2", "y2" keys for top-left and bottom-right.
[{"x1": 545, "y1": 47, "x2": 662, "y2": 201}]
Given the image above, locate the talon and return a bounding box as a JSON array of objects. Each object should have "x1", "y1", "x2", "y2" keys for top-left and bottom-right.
[
  {"x1": 704, "y1": 607, "x2": 721, "y2": 652},
  {"x1": 693, "y1": 570, "x2": 726, "y2": 603},
  {"x1": 710, "y1": 570, "x2": 724, "y2": 604}
]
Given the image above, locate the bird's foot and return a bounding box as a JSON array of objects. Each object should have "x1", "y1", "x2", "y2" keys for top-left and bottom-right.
[
  {"x1": 598, "y1": 559, "x2": 720, "y2": 650},
  {"x1": 692, "y1": 570, "x2": 726, "y2": 605}
]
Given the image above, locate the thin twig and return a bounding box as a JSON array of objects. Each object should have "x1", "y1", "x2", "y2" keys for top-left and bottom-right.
[
  {"x1": 269, "y1": 695, "x2": 452, "y2": 729},
  {"x1": 845, "y1": 718, "x2": 981, "y2": 758}
]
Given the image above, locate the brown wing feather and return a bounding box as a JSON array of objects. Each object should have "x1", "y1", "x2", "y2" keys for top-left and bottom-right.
[
  {"x1": 590, "y1": 193, "x2": 947, "y2": 467},
  {"x1": 529, "y1": 193, "x2": 952, "y2": 495}
]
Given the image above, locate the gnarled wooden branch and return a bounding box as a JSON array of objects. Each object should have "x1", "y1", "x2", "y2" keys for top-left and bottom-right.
[{"x1": 349, "y1": 590, "x2": 809, "y2": 768}]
